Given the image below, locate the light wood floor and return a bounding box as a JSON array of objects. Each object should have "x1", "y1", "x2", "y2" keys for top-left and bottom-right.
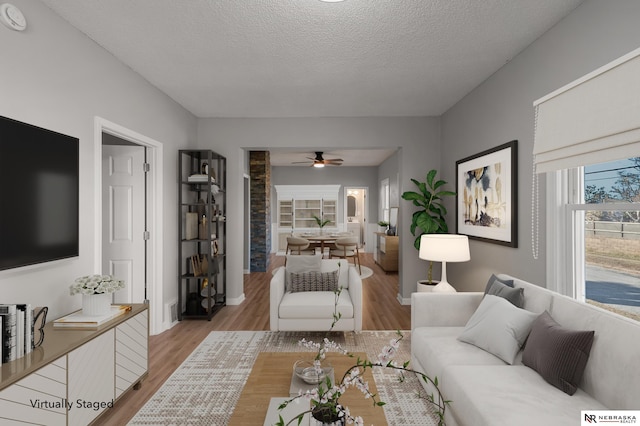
[{"x1": 96, "y1": 253, "x2": 409, "y2": 425}]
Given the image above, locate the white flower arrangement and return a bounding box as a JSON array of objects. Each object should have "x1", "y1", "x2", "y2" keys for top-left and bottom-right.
[
  {"x1": 277, "y1": 284, "x2": 448, "y2": 425},
  {"x1": 69, "y1": 274, "x2": 125, "y2": 295},
  {"x1": 280, "y1": 331, "x2": 447, "y2": 426}
]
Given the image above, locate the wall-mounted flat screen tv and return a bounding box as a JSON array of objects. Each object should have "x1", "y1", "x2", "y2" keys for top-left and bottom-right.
[{"x1": 0, "y1": 116, "x2": 79, "y2": 271}]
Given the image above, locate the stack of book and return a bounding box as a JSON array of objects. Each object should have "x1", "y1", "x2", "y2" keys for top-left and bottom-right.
[
  {"x1": 0, "y1": 304, "x2": 34, "y2": 364},
  {"x1": 187, "y1": 174, "x2": 215, "y2": 183},
  {"x1": 53, "y1": 305, "x2": 131, "y2": 329}
]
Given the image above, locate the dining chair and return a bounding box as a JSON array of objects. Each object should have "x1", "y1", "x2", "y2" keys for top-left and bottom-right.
[
  {"x1": 329, "y1": 236, "x2": 361, "y2": 274},
  {"x1": 285, "y1": 236, "x2": 316, "y2": 265}
]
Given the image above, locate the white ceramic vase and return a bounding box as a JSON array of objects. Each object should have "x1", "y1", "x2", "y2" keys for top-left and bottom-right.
[
  {"x1": 82, "y1": 293, "x2": 112, "y2": 316},
  {"x1": 417, "y1": 280, "x2": 437, "y2": 292},
  {"x1": 417, "y1": 280, "x2": 457, "y2": 293}
]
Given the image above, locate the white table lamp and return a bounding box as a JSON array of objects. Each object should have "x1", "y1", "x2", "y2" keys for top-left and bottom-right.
[{"x1": 419, "y1": 234, "x2": 470, "y2": 293}]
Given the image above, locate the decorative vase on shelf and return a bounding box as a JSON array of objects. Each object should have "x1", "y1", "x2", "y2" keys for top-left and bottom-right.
[{"x1": 82, "y1": 293, "x2": 112, "y2": 316}]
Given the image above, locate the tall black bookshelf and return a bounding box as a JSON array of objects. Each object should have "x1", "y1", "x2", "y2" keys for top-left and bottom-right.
[{"x1": 178, "y1": 150, "x2": 226, "y2": 320}]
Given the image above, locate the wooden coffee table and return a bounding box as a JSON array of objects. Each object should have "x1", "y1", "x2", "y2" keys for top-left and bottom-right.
[{"x1": 228, "y1": 351, "x2": 387, "y2": 425}]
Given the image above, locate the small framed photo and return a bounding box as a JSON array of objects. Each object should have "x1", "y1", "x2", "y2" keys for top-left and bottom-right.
[{"x1": 455, "y1": 140, "x2": 518, "y2": 247}]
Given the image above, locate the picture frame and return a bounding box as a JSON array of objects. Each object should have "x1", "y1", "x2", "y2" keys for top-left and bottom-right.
[{"x1": 455, "y1": 140, "x2": 518, "y2": 247}]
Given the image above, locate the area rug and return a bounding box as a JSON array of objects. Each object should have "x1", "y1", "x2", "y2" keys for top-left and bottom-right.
[
  {"x1": 129, "y1": 331, "x2": 440, "y2": 425},
  {"x1": 358, "y1": 265, "x2": 374, "y2": 279}
]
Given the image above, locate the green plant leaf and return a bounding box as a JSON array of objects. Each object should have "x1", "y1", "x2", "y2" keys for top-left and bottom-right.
[
  {"x1": 413, "y1": 234, "x2": 422, "y2": 250},
  {"x1": 401, "y1": 169, "x2": 455, "y2": 251},
  {"x1": 426, "y1": 169, "x2": 437, "y2": 187},
  {"x1": 401, "y1": 191, "x2": 425, "y2": 205},
  {"x1": 433, "y1": 179, "x2": 447, "y2": 190},
  {"x1": 435, "y1": 190, "x2": 456, "y2": 198}
]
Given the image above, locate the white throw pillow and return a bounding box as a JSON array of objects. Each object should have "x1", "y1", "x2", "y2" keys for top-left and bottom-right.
[
  {"x1": 285, "y1": 254, "x2": 322, "y2": 291},
  {"x1": 457, "y1": 295, "x2": 539, "y2": 364}
]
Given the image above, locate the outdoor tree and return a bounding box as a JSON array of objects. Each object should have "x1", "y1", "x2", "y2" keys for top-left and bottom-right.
[
  {"x1": 585, "y1": 184, "x2": 609, "y2": 204},
  {"x1": 585, "y1": 184, "x2": 611, "y2": 222},
  {"x1": 610, "y1": 157, "x2": 640, "y2": 222}
]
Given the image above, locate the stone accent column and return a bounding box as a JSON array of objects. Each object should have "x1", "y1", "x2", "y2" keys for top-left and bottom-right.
[{"x1": 249, "y1": 151, "x2": 271, "y2": 271}]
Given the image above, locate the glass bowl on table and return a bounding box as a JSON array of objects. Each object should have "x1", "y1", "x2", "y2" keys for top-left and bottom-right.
[{"x1": 293, "y1": 360, "x2": 329, "y2": 385}]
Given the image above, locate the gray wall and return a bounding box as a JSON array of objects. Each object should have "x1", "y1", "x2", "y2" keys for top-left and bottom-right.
[
  {"x1": 0, "y1": 0, "x2": 196, "y2": 324},
  {"x1": 270, "y1": 165, "x2": 379, "y2": 225},
  {"x1": 5, "y1": 0, "x2": 631, "y2": 322},
  {"x1": 197, "y1": 117, "x2": 440, "y2": 302},
  {"x1": 378, "y1": 149, "x2": 400, "y2": 215},
  {"x1": 440, "y1": 0, "x2": 640, "y2": 291}
]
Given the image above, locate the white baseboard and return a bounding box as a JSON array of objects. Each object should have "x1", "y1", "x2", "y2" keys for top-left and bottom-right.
[
  {"x1": 227, "y1": 293, "x2": 245, "y2": 305},
  {"x1": 397, "y1": 293, "x2": 411, "y2": 305}
]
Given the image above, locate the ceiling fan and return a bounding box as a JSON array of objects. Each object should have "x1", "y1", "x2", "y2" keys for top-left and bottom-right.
[{"x1": 292, "y1": 151, "x2": 343, "y2": 168}]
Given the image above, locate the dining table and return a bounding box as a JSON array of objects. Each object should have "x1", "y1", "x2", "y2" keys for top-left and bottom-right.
[{"x1": 297, "y1": 232, "x2": 352, "y2": 257}]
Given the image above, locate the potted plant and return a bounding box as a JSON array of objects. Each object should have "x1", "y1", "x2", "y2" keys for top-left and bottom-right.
[
  {"x1": 313, "y1": 214, "x2": 331, "y2": 233},
  {"x1": 69, "y1": 274, "x2": 125, "y2": 316},
  {"x1": 401, "y1": 169, "x2": 455, "y2": 290},
  {"x1": 377, "y1": 220, "x2": 389, "y2": 233}
]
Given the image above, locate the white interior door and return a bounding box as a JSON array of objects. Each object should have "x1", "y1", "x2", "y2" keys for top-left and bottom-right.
[{"x1": 102, "y1": 144, "x2": 146, "y2": 304}]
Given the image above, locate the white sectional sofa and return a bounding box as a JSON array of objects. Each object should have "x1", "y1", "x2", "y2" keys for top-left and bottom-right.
[
  {"x1": 411, "y1": 274, "x2": 640, "y2": 426},
  {"x1": 270, "y1": 258, "x2": 362, "y2": 332}
]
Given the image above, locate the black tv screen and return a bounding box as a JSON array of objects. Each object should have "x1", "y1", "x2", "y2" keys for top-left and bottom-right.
[{"x1": 0, "y1": 116, "x2": 79, "y2": 271}]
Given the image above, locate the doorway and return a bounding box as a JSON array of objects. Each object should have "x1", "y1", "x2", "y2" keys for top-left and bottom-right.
[
  {"x1": 102, "y1": 138, "x2": 146, "y2": 304},
  {"x1": 344, "y1": 187, "x2": 368, "y2": 250},
  {"x1": 94, "y1": 117, "x2": 164, "y2": 335}
]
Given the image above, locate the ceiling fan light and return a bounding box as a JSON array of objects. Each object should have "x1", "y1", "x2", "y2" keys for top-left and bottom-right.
[{"x1": 313, "y1": 163, "x2": 325, "y2": 168}]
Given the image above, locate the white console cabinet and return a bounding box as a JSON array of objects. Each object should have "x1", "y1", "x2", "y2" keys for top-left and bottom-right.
[
  {"x1": 68, "y1": 330, "x2": 115, "y2": 425},
  {"x1": 0, "y1": 305, "x2": 148, "y2": 425}
]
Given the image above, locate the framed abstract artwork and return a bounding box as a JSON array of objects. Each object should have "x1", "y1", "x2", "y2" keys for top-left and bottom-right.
[{"x1": 455, "y1": 140, "x2": 518, "y2": 247}]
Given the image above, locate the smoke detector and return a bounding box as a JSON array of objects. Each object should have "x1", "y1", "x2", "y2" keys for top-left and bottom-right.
[{"x1": 1, "y1": 3, "x2": 26, "y2": 31}]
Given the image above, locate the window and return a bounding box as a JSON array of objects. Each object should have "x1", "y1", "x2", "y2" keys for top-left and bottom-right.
[
  {"x1": 533, "y1": 48, "x2": 640, "y2": 323},
  {"x1": 380, "y1": 178, "x2": 390, "y2": 223},
  {"x1": 549, "y1": 157, "x2": 640, "y2": 322}
]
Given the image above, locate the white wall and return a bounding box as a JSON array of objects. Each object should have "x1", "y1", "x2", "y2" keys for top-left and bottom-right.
[
  {"x1": 0, "y1": 0, "x2": 196, "y2": 327},
  {"x1": 197, "y1": 117, "x2": 440, "y2": 302},
  {"x1": 440, "y1": 0, "x2": 640, "y2": 291}
]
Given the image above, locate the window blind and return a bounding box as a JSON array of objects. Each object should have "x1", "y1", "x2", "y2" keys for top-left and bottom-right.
[{"x1": 533, "y1": 47, "x2": 640, "y2": 173}]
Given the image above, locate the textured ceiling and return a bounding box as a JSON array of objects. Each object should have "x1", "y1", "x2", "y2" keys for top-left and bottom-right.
[{"x1": 41, "y1": 0, "x2": 584, "y2": 119}]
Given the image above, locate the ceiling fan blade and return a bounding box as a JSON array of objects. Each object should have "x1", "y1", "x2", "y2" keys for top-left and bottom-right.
[{"x1": 291, "y1": 152, "x2": 343, "y2": 166}]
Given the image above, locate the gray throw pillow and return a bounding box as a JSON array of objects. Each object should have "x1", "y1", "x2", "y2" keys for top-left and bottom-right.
[
  {"x1": 285, "y1": 254, "x2": 322, "y2": 291},
  {"x1": 484, "y1": 274, "x2": 514, "y2": 293},
  {"x1": 289, "y1": 270, "x2": 339, "y2": 293},
  {"x1": 522, "y1": 311, "x2": 595, "y2": 396},
  {"x1": 457, "y1": 295, "x2": 538, "y2": 364},
  {"x1": 486, "y1": 279, "x2": 524, "y2": 308}
]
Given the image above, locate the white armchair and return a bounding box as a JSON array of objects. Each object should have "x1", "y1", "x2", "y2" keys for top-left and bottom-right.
[{"x1": 270, "y1": 259, "x2": 362, "y2": 332}]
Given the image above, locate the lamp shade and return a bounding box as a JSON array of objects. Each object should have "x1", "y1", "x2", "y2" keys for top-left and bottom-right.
[{"x1": 419, "y1": 234, "x2": 470, "y2": 263}]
